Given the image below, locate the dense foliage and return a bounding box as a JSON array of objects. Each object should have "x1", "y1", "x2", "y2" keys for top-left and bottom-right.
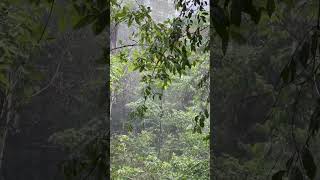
[
  {"x1": 111, "y1": 43, "x2": 209, "y2": 179},
  {"x1": 211, "y1": 0, "x2": 320, "y2": 179},
  {"x1": 3, "y1": 0, "x2": 320, "y2": 180}
]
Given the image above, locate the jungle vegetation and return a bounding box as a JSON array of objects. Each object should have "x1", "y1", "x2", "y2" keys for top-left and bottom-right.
[{"x1": 1, "y1": 0, "x2": 320, "y2": 180}]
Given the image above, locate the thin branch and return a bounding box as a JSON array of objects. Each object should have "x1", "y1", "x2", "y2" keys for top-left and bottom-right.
[
  {"x1": 38, "y1": 0, "x2": 55, "y2": 43},
  {"x1": 31, "y1": 62, "x2": 61, "y2": 97},
  {"x1": 110, "y1": 43, "x2": 140, "y2": 51}
]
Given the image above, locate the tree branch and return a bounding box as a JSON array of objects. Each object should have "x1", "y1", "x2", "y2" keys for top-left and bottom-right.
[
  {"x1": 38, "y1": 0, "x2": 55, "y2": 43},
  {"x1": 31, "y1": 62, "x2": 61, "y2": 97},
  {"x1": 110, "y1": 43, "x2": 140, "y2": 51}
]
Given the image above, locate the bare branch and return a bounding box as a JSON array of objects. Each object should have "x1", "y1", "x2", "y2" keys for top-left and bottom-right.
[
  {"x1": 38, "y1": 0, "x2": 55, "y2": 43},
  {"x1": 31, "y1": 62, "x2": 61, "y2": 97},
  {"x1": 110, "y1": 43, "x2": 140, "y2": 51}
]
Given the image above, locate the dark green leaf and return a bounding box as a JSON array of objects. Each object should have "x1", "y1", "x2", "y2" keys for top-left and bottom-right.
[
  {"x1": 204, "y1": 109, "x2": 209, "y2": 118},
  {"x1": 127, "y1": 123, "x2": 133, "y2": 132},
  {"x1": 203, "y1": 135, "x2": 210, "y2": 141},
  {"x1": 200, "y1": 119, "x2": 204, "y2": 128},
  {"x1": 128, "y1": 16, "x2": 133, "y2": 27}
]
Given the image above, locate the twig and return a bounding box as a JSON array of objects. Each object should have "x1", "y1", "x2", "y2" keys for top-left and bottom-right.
[
  {"x1": 110, "y1": 43, "x2": 139, "y2": 51},
  {"x1": 38, "y1": 0, "x2": 55, "y2": 43},
  {"x1": 31, "y1": 62, "x2": 61, "y2": 97}
]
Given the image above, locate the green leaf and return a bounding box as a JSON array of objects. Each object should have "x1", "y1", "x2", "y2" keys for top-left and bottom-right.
[
  {"x1": 203, "y1": 135, "x2": 210, "y2": 141},
  {"x1": 127, "y1": 123, "x2": 133, "y2": 132},
  {"x1": 272, "y1": 170, "x2": 286, "y2": 180},
  {"x1": 301, "y1": 147, "x2": 317, "y2": 180},
  {"x1": 128, "y1": 16, "x2": 133, "y2": 27},
  {"x1": 267, "y1": 0, "x2": 276, "y2": 17},
  {"x1": 204, "y1": 109, "x2": 209, "y2": 118},
  {"x1": 199, "y1": 115, "x2": 205, "y2": 128}
]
